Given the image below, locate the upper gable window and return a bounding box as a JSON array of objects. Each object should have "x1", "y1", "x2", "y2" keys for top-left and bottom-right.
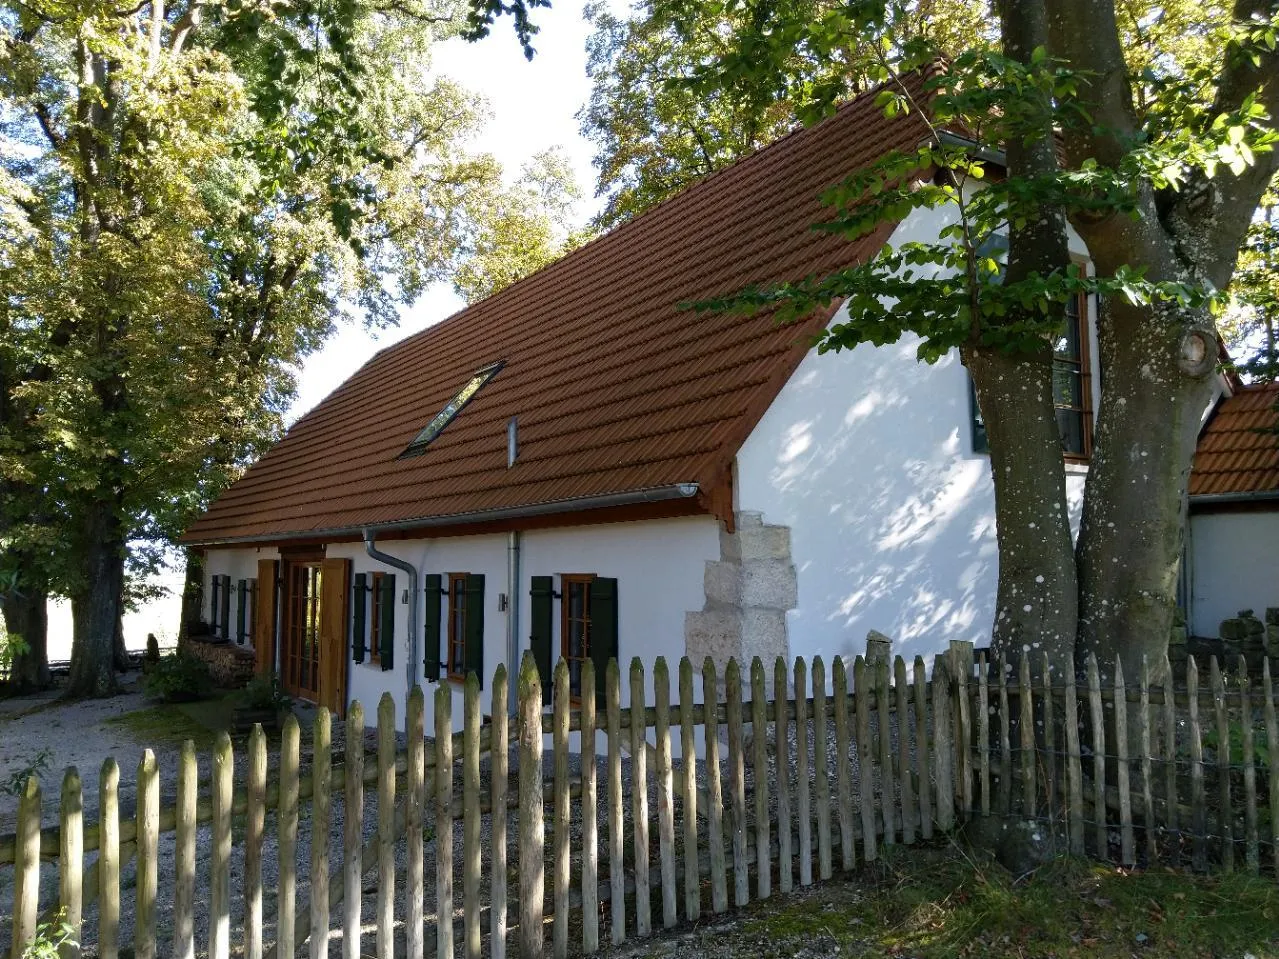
[{"x1": 400, "y1": 361, "x2": 504, "y2": 459}]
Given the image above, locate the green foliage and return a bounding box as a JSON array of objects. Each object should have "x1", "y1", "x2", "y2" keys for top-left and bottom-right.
[
  {"x1": 143, "y1": 649, "x2": 214, "y2": 703},
  {"x1": 21, "y1": 912, "x2": 76, "y2": 959},
  {"x1": 236, "y1": 672, "x2": 293, "y2": 712},
  {"x1": 0, "y1": 630, "x2": 30, "y2": 680},
  {"x1": 0, "y1": 748, "x2": 52, "y2": 798}
]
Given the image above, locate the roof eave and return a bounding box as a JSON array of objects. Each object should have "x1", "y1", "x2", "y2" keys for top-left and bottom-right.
[{"x1": 184, "y1": 482, "x2": 702, "y2": 547}]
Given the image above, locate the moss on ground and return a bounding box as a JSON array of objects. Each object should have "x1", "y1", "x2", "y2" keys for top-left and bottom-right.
[
  {"x1": 106, "y1": 694, "x2": 237, "y2": 749},
  {"x1": 721, "y1": 844, "x2": 1279, "y2": 958}
]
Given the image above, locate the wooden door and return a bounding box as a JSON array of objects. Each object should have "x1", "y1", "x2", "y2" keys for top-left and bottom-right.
[
  {"x1": 281, "y1": 559, "x2": 323, "y2": 703},
  {"x1": 254, "y1": 559, "x2": 278, "y2": 675},
  {"x1": 318, "y1": 557, "x2": 351, "y2": 718}
]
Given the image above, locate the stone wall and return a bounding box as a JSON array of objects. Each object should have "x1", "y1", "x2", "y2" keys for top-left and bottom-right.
[
  {"x1": 184, "y1": 636, "x2": 257, "y2": 688},
  {"x1": 685, "y1": 511, "x2": 797, "y2": 687}
]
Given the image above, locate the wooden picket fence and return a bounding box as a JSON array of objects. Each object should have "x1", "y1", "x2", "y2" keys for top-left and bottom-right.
[{"x1": 3, "y1": 644, "x2": 1279, "y2": 959}]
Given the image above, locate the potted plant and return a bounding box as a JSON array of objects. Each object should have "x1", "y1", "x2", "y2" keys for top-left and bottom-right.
[{"x1": 232, "y1": 673, "x2": 292, "y2": 733}]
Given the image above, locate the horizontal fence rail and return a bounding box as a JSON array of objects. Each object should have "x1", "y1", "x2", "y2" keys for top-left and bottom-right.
[{"x1": 3, "y1": 647, "x2": 1278, "y2": 959}]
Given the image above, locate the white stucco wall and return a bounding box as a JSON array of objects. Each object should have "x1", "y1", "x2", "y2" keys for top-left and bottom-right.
[
  {"x1": 200, "y1": 546, "x2": 278, "y2": 650},
  {"x1": 1187, "y1": 511, "x2": 1279, "y2": 637},
  {"x1": 202, "y1": 514, "x2": 720, "y2": 737},
  {"x1": 735, "y1": 203, "x2": 1096, "y2": 667}
]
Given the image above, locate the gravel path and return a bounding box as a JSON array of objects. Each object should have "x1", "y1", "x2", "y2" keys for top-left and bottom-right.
[{"x1": 1, "y1": 689, "x2": 923, "y2": 959}]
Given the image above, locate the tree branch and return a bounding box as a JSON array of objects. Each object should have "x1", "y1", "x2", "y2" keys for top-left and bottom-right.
[{"x1": 32, "y1": 102, "x2": 63, "y2": 150}]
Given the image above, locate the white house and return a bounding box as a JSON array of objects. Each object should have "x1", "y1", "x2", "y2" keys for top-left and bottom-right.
[{"x1": 182, "y1": 77, "x2": 1254, "y2": 734}]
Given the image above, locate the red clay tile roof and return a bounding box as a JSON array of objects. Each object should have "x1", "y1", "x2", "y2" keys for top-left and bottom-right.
[
  {"x1": 1190, "y1": 382, "x2": 1279, "y2": 497},
  {"x1": 183, "y1": 80, "x2": 934, "y2": 545}
]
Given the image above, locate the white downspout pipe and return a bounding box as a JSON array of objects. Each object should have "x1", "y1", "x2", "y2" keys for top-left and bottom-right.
[{"x1": 362, "y1": 529, "x2": 420, "y2": 704}]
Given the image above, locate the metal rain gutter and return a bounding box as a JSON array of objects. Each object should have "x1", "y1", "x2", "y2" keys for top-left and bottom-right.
[
  {"x1": 363, "y1": 529, "x2": 421, "y2": 704},
  {"x1": 187, "y1": 483, "x2": 702, "y2": 547}
]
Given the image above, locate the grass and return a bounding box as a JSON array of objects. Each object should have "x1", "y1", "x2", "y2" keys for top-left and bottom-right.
[
  {"x1": 105, "y1": 693, "x2": 240, "y2": 750},
  {"x1": 731, "y1": 843, "x2": 1279, "y2": 958}
]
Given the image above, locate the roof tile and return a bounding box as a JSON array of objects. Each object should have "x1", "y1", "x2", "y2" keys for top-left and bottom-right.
[{"x1": 1190, "y1": 382, "x2": 1279, "y2": 497}]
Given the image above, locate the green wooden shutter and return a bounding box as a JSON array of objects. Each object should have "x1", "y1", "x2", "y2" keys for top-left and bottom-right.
[
  {"x1": 968, "y1": 377, "x2": 989, "y2": 454},
  {"x1": 218, "y1": 575, "x2": 231, "y2": 641},
  {"x1": 352, "y1": 573, "x2": 367, "y2": 663},
  {"x1": 591, "y1": 577, "x2": 618, "y2": 698},
  {"x1": 209, "y1": 575, "x2": 220, "y2": 632},
  {"x1": 530, "y1": 575, "x2": 554, "y2": 704},
  {"x1": 423, "y1": 573, "x2": 442, "y2": 682},
  {"x1": 236, "y1": 579, "x2": 248, "y2": 644},
  {"x1": 464, "y1": 574, "x2": 485, "y2": 688},
  {"x1": 378, "y1": 573, "x2": 396, "y2": 671}
]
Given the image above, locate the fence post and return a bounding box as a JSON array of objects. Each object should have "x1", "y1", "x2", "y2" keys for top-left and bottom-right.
[
  {"x1": 582, "y1": 659, "x2": 600, "y2": 953},
  {"x1": 1188, "y1": 656, "x2": 1206, "y2": 871},
  {"x1": 896, "y1": 656, "x2": 916, "y2": 845},
  {"x1": 211, "y1": 734, "x2": 234, "y2": 959},
  {"x1": 553, "y1": 660, "x2": 572, "y2": 959},
  {"x1": 812, "y1": 657, "x2": 832, "y2": 879},
  {"x1": 99, "y1": 759, "x2": 120, "y2": 959},
  {"x1": 407, "y1": 687, "x2": 426, "y2": 959},
  {"x1": 1063, "y1": 652, "x2": 1084, "y2": 855},
  {"x1": 1162, "y1": 654, "x2": 1179, "y2": 863},
  {"x1": 278, "y1": 717, "x2": 301, "y2": 959},
  {"x1": 135, "y1": 750, "x2": 160, "y2": 959},
  {"x1": 379, "y1": 693, "x2": 399, "y2": 959},
  {"x1": 1139, "y1": 657, "x2": 1156, "y2": 865},
  {"x1": 1239, "y1": 656, "x2": 1259, "y2": 875},
  {"x1": 1114, "y1": 659, "x2": 1134, "y2": 867},
  {"x1": 749, "y1": 657, "x2": 770, "y2": 900},
  {"x1": 59, "y1": 767, "x2": 84, "y2": 959},
  {"x1": 795, "y1": 657, "x2": 813, "y2": 881},
  {"x1": 854, "y1": 656, "x2": 876, "y2": 860},
  {"x1": 1019, "y1": 655, "x2": 1035, "y2": 819},
  {"x1": 245, "y1": 727, "x2": 266, "y2": 959},
  {"x1": 12, "y1": 775, "x2": 41, "y2": 959},
  {"x1": 703, "y1": 658, "x2": 727, "y2": 914},
  {"x1": 606, "y1": 660, "x2": 627, "y2": 940},
  {"x1": 832, "y1": 657, "x2": 854, "y2": 870},
  {"x1": 519, "y1": 652, "x2": 545, "y2": 959},
  {"x1": 998, "y1": 654, "x2": 1011, "y2": 817},
  {"x1": 977, "y1": 652, "x2": 990, "y2": 816},
  {"x1": 725, "y1": 658, "x2": 748, "y2": 907},
  {"x1": 1041, "y1": 652, "x2": 1058, "y2": 826},
  {"x1": 436, "y1": 684, "x2": 455, "y2": 959},
  {"x1": 914, "y1": 657, "x2": 932, "y2": 840},
  {"x1": 656, "y1": 658, "x2": 679, "y2": 924},
  {"x1": 1211, "y1": 656, "x2": 1233, "y2": 871},
  {"x1": 949, "y1": 640, "x2": 973, "y2": 817},
  {"x1": 630, "y1": 657, "x2": 653, "y2": 934},
  {"x1": 343, "y1": 700, "x2": 365, "y2": 959},
  {"x1": 932, "y1": 655, "x2": 953, "y2": 833},
  {"x1": 1263, "y1": 659, "x2": 1278, "y2": 877},
  {"x1": 462, "y1": 676, "x2": 481, "y2": 959},
  {"x1": 173, "y1": 746, "x2": 198, "y2": 959},
  {"x1": 1085, "y1": 655, "x2": 1107, "y2": 859},
  {"x1": 680, "y1": 657, "x2": 701, "y2": 920},
  {"x1": 488, "y1": 669, "x2": 509, "y2": 959},
  {"x1": 874, "y1": 658, "x2": 893, "y2": 846},
  {"x1": 311, "y1": 709, "x2": 332, "y2": 959}
]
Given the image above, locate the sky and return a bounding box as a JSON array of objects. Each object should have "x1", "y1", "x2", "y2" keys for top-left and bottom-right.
[{"x1": 287, "y1": 0, "x2": 611, "y2": 420}]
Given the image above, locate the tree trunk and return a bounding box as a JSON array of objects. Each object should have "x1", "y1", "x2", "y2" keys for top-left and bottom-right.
[
  {"x1": 1075, "y1": 294, "x2": 1216, "y2": 684},
  {"x1": 113, "y1": 611, "x2": 129, "y2": 671},
  {"x1": 966, "y1": 344, "x2": 1078, "y2": 675},
  {"x1": 66, "y1": 504, "x2": 126, "y2": 698},
  {"x1": 179, "y1": 547, "x2": 205, "y2": 647},
  {"x1": 1, "y1": 575, "x2": 51, "y2": 692}
]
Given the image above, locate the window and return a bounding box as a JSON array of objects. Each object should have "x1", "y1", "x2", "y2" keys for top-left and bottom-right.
[
  {"x1": 561, "y1": 574, "x2": 595, "y2": 698},
  {"x1": 1053, "y1": 293, "x2": 1093, "y2": 459},
  {"x1": 446, "y1": 574, "x2": 470, "y2": 680},
  {"x1": 368, "y1": 571, "x2": 385, "y2": 666},
  {"x1": 969, "y1": 291, "x2": 1093, "y2": 460},
  {"x1": 399, "y1": 361, "x2": 504, "y2": 459}
]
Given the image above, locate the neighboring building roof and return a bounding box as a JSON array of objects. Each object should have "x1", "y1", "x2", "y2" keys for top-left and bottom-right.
[
  {"x1": 1190, "y1": 381, "x2": 1279, "y2": 499},
  {"x1": 183, "y1": 78, "x2": 935, "y2": 546}
]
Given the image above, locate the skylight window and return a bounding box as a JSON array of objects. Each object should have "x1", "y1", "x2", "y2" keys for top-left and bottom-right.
[{"x1": 400, "y1": 361, "x2": 504, "y2": 459}]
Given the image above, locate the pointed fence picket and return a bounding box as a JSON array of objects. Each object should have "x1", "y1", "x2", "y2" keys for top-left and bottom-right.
[{"x1": 5, "y1": 649, "x2": 1279, "y2": 959}]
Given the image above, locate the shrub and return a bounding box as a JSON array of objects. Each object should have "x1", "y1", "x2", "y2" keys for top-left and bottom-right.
[
  {"x1": 22, "y1": 912, "x2": 75, "y2": 959},
  {"x1": 143, "y1": 649, "x2": 212, "y2": 702},
  {"x1": 236, "y1": 672, "x2": 292, "y2": 712}
]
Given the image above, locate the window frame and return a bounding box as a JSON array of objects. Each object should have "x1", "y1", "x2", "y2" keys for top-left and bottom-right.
[
  {"x1": 560, "y1": 573, "x2": 596, "y2": 700},
  {"x1": 1054, "y1": 289, "x2": 1094, "y2": 463},
  {"x1": 446, "y1": 573, "x2": 470, "y2": 682}
]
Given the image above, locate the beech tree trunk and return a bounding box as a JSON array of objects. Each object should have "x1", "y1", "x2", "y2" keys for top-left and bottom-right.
[{"x1": 1, "y1": 574, "x2": 51, "y2": 692}]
